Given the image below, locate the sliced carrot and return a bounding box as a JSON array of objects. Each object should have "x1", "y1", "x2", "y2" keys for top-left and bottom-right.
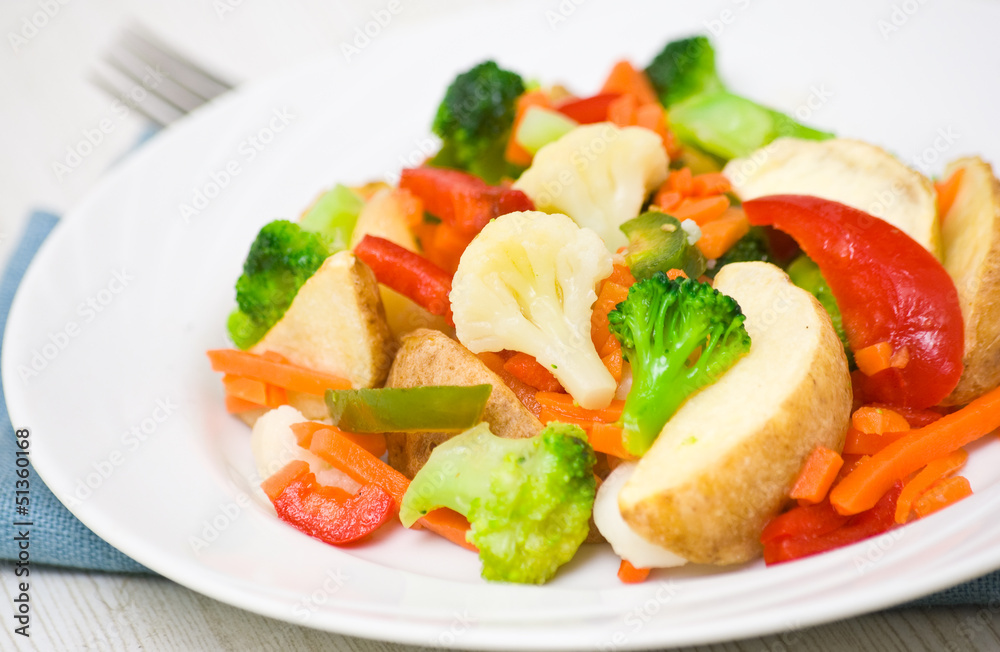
[
  {"x1": 935, "y1": 167, "x2": 966, "y2": 219},
  {"x1": 535, "y1": 392, "x2": 624, "y2": 423},
  {"x1": 225, "y1": 395, "x2": 266, "y2": 414},
  {"x1": 690, "y1": 172, "x2": 732, "y2": 197},
  {"x1": 666, "y1": 167, "x2": 693, "y2": 196},
  {"x1": 866, "y1": 404, "x2": 946, "y2": 428},
  {"x1": 588, "y1": 421, "x2": 635, "y2": 461},
  {"x1": 208, "y1": 349, "x2": 351, "y2": 396},
  {"x1": 477, "y1": 351, "x2": 543, "y2": 417},
  {"x1": 852, "y1": 406, "x2": 911, "y2": 436},
  {"x1": 425, "y1": 221, "x2": 472, "y2": 275},
  {"x1": 854, "y1": 342, "x2": 893, "y2": 377},
  {"x1": 606, "y1": 263, "x2": 637, "y2": 289},
  {"x1": 695, "y1": 208, "x2": 750, "y2": 259},
  {"x1": 666, "y1": 269, "x2": 688, "y2": 280},
  {"x1": 842, "y1": 427, "x2": 911, "y2": 456},
  {"x1": 653, "y1": 188, "x2": 683, "y2": 212},
  {"x1": 607, "y1": 93, "x2": 638, "y2": 127},
  {"x1": 601, "y1": 347, "x2": 623, "y2": 384},
  {"x1": 913, "y1": 475, "x2": 973, "y2": 519},
  {"x1": 291, "y1": 421, "x2": 387, "y2": 458},
  {"x1": 830, "y1": 383, "x2": 1000, "y2": 515},
  {"x1": 260, "y1": 460, "x2": 310, "y2": 501},
  {"x1": 591, "y1": 281, "x2": 630, "y2": 354},
  {"x1": 789, "y1": 446, "x2": 844, "y2": 505},
  {"x1": 505, "y1": 89, "x2": 550, "y2": 166},
  {"x1": 421, "y1": 508, "x2": 476, "y2": 551},
  {"x1": 503, "y1": 352, "x2": 564, "y2": 393},
  {"x1": 635, "y1": 103, "x2": 671, "y2": 151},
  {"x1": 222, "y1": 374, "x2": 268, "y2": 405},
  {"x1": 600, "y1": 60, "x2": 658, "y2": 107},
  {"x1": 895, "y1": 449, "x2": 968, "y2": 524},
  {"x1": 617, "y1": 559, "x2": 651, "y2": 584},
  {"x1": 671, "y1": 196, "x2": 731, "y2": 226}
]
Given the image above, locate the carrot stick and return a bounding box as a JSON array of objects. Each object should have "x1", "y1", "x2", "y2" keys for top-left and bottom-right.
[
  {"x1": 690, "y1": 172, "x2": 732, "y2": 197},
  {"x1": 601, "y1": 347, "x2": 623, "y2": 384},
  {"x1": 935, "y1": 168, "x2": 966, "y2": 219},
  {"x1": 261, "y1": 460, "x2": 310, "y2": 501},
  {"x1": 695, "y1": 208, "x2": 750, "y2": 259},
  {"x1": 607, "y1": 93, "x2": 638, "y2": 127},
  {"x1": 592, "y1": 281, "x2": 630, "y2": 355},
  {"x1": 535, "y1": 392, "x2": 625, "y2": 422},
  {"x1": 789, "y1": 446, "x2": 844, "y2": 505},
  {"x1": 600, "y1": 60, "x2": 658, "y2": 107},
  {"x1": 671, "y1": 196, "x2": 730, "y2": 226},
  {"x1": 617, "y1": 559, "x2": 651, "y2": 584},
  {"x1": 913, "y1": 476, "x2": 972, "y2": 519},
  {"x1": 606, "y1": 263, "x2": 637, "y2": 289},
  {"x1": 830, "y1": 384, "x2": 1000, "y2": 515},
  {"x1": 420, "y1": 508, "x2": 477, "y2": 551},
  {"x1": 225, "y1": 395, "x2": 265, "y2": 414},
  {"x1": 291, "y1": 422, "x2": 387, "y2": 458},
  {"x1": 503, "y1": 352, "x2": 564, "y2": 393},
  {"x1": 852, "y1": 406, "x2": 910, "y2": 435},
  {"x1": 477, "y1": 351, "x2": 543, "y2": 417},
  {"x1": 588, "y1": 422, "x2": 636, "y2": 461},
  {"x1": 222, "y1": 374, "x2": 268, "y2": 405},
  {"x1": 854, "y1": 342, "x2": 895, "y2": 377},
  {"x1": 308, "y1": 428, "x2": 476, "y2": 550},
  {"x1": 653, "y1": 189, "x2": 683, "y2": 212},
  {"x1": 894, "y1": 449, "x2": 968, "y2": 523},
  {"x1": 842, "y1": 427, "x2": 911, "y2": 456},
  {"x1": 208, "y1": 349, "x2": 351, "y2": 395},
  {"x1": 666, "y1": 167, "x2": 693, "y2": 196},
  {"x1": 635, "y1": 103, "x2": 670, "y2": 151}
]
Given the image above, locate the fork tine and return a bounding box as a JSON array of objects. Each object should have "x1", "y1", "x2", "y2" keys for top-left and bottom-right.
[
  {"x1": 121, "y1": 28, "x2": 232, "y2": 100},
  {"x1": 105, "y1": 42, "x2": 205, "y2": 114},
  {"x1": 90, "y1": 62, "x2": 185, "y2": 127}
]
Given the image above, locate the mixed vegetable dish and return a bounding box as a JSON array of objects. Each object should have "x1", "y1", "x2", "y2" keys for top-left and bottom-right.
[{"x1": 207, "y1": 36, "x2": 1000, "y2": 584}]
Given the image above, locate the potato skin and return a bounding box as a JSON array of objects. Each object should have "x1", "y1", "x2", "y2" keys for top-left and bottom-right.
[
  {"x1": 619, "y1": 263, "x2": 852, "y2": 565},
  {"x1": 383, "y1": 329, "x2": 542, "y2": 479},
  {"x1": 941, "y1": 157, "x2": 1000, "y2": 405}
]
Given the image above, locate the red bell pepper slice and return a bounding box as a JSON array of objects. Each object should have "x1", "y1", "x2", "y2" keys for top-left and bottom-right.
[
  {"x1": 760, "y1": 499, "x2": 849, "y2": 543},
  {"x1": 399, "y1": 167, "x2": 533, "y2": 236},
  {"x1": 353, "y1": 234, "x2": 454, "y2": 323},
  {"x1": 744, "y1": 195, "x2": 963, "y2": 408},
  {"x1": 554, "y1": 93, "x2": 622, "y2": 124},
  {"x1": 763, "y1": 482, "x2": 902, "y2": 565},
  {"x1": 269, "y1": 464, "x2": 396, "y2": 546}
]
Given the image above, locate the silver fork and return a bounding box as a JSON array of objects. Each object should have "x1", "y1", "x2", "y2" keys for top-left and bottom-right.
[{"x1": 91, "y1": 27, "x2": 234, "y2": 126}]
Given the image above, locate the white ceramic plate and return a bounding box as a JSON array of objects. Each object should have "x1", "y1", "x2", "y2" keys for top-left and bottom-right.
[{"x1": 7, "y1": 1, "x2": 1000, "y2": 648}]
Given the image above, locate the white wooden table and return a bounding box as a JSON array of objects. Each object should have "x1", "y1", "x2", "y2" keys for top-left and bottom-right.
[{"x1": 3, "y1": 1, "x2": 1000, "y2": 650}]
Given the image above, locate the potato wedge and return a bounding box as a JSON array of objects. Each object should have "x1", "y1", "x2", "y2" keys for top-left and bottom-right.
[
  {"x1": 251, "y1": 250, "x2": 393, "y2": 389},
  {"x1": 723, "y1": 138, "x2": 940, "y2": 257},
  {"x1": 618, "y1": 262, "x2": 851, "y2": 565},
  {"x1": 940, "y1": 157, "x2": 1000, "y2": 405},
  {"x1": 350, "y1": 188, "x2": 451, "y2": 338},
  {"x1": 383, "y1": 328, "x2": 542, "y2": 479}
]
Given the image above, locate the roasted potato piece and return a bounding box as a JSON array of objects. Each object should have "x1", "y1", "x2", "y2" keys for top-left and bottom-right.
[
  {"x1": 251, "y1": 250, "x2": 393, "y2": 389},
  {"x1": 723, "y1": 138, "x2": 941, "y2": 256},
  {"x1": 383, "y1": 329, "x2": 542, "y2": 479},
  {"x1": 619, "y1": 262, "x2": 851, "y2": 565},
  {"x1": 941, "y1": 157, "x2": 1000, "y2": 405}
]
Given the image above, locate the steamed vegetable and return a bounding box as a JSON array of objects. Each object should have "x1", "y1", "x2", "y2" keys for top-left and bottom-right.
[
  {"x1": 324, "y1": 384, "x2": 492, "y2": 433},
  {"x1": 786, "y1": 254, "x2": 851, "y2": 360},
  {"x1": 608, "y1": 272, "x2": 751, "y2": 456},
  {"x1": 645, "y1": 36, "x2": 832, "y2": 160},
  {"x1": 430, "y1": 60, "x2": 526, "y2": 183},
  {"x1": 227, "y1": 220, "x2": 330, "y2": 349},
  {"x1": 299, "y1": 184, "x2": 365, "y2": 251},
  {"x1": 450, "y1": 210, "x2": 617, "y2": 409},
  {"x1": 620, "y1": 210, "x2": 707, "y2": 280},
  {"x1": 399, "y1": 422, "x2": 597, "y2": 584},
  {"x1": 512, "y1": 124, "x2": 669, "y2": 251}
]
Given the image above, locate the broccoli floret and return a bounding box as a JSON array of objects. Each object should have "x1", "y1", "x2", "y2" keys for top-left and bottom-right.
[
  {"x1": 609, "y1": 273, "x2": 751, "y2": 456},
  {"x1": 620, "y1": 211, "x2": 707, "y2": 281},
  {"x1": 645, "y1": 36, "x2": 833, "y2": 160},
  {"x1": 227, "y1": 220, "x2": 330, "y2": 349},
  {"x1": 705, "y1": 226, "x2": 772, "y2": 278},
  {"x1": 430, "y1": 61, "x2": 525, "y2": 184},
  {"x1": 786, "y1": 254, "x2": 853, "y2": 366},
  {"x1": 399, "y1": 422, "x2": 596, "y2": 584}
]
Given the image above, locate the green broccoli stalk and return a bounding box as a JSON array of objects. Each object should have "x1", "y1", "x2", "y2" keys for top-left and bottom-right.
[
  {"x1": 227, "y1": 220, "x2": 330, "y2": 349},
  {"x1": 399, "y1": 422, "x2": 596, "y2": 584},
  {"x1": 430, "y1": 60, "x2": 526, "y2": 184},
  {"x1": 609, "y1": 273, "x2": 751, "y2": 456},
  {"x1": 645, "y1": 36, "x2": 833, "y2": 160}
]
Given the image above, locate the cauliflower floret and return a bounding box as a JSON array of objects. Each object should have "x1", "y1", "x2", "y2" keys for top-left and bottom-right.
[
  {"x1": 450, "y1": 211, "x2": 616, "y2": 409},
  {"x1": 513, "y1": 123, "x2": 669, "y2": 251}
]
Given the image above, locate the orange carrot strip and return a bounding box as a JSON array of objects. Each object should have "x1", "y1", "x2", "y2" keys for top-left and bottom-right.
[
  {"x1": 588, "y1": 421, "x2": 636, "y2": 461},
  {"x1": 690, "y1": 172, "x2": 732, "y2": 197},
  {"x1": 222, "y1": 374, "x2": 268, "y2": 405},
  {"x1": 653, "y1": 189, "x2": 683, "y2": 212},
  {"x1": 854, "y1": 342, "x2": 894, "y2": 377},
  {"x1": 666, "y1": 269, "x2": 688, "y2": 280},
  {"x1": 421, "y1": 508, "x2": 477, "y2": 551},
  {"x1": 852, "y1": 406, "x2": 911, "y2": 436},
  {"x1": 606, "y1": 264, "x2": 637, "y2": 289},
  {"x1": 477, "y1": 351, "x2": 543, "y2": 417},
  {"x1": 635, "y1": 103, "x2": 670, "y2": 150},
  {"x1": 830, "y1": 384, "x2": 1000, "y2": 515},
  {"x1": 671, "y1": 196, "x2": 731, "y2": 226},
  {"x1": 600, "y1": 60, "x2": 658, "y2": 107},
  {"x1": 935, "y1": 168, "x2": 966, "y2": 219},
  {"x1": 208, "y1": 349, "x2": 351, "y2": 395},
  {"x1": 505, "y1": 90, "x2": 550, "y2": 166},
  {"x1": 535, "y1": 392, "x2": 624, "y2": 422},
  {"x1": 895, "y1": 449, "x2": 968, "y2": 524},
  {"x1": 842, "y1": 427, "x2": 910, "y2": 456},
  {"x1": 695, "y1": 208, "x2": 750, "y2": 259},
  {"x1": 789, "y1": 446, "x2": 844, "y2": 505},
  {"x1": 666, "y1": 167, "x2": 693, "y2": 196},
  {"x1": 601, "y1": 347, "x2": 623, "y2": 384},
  {"x1": 592, "y1": 281, "x2": 630, "y2": 354},
  {"x1": 913, "y1": 476, "x2": 973, "y2": 519},
  {"x1": 292, "y1": 422, "x2": 387, "y2": 458},
  {"x1": 607, "y1": 93, "x2": 638, "y2": 127},
  {"x1": 260, "y1": 460, "x2": 310, "y2": 501},
  {"x1": 617, "y1": 559, "x2": 651, "y2": 584},
  {"x1": 504, "y1": 352, "x2": 564, "y2": 393},
  {"x1": 225, "y1": 395, "x2": 265, "y2": 414}
]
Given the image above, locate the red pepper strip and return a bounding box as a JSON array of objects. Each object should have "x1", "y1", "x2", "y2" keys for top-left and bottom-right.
[
  {"x1": 271, "y1": 472, "x2": 396, "y2": 546},
  {"x1": 744, "y1": 195, "x2": 964, "y2": 408},
  {"x1": 354, "y1": 234, "x2": 454, "y2": 324},
  {"x1": 760, "y1": 500, "x2": 849, "y2": 543},
  {"x1": 763, "y1": 482, "x2": 902, "y2": 565},
  {"x1": 399, "y1": 167, "x2": 533, "y2": 236},
  {"x1": 554, "y1": 93, "x2": 622, "y2": 124}
]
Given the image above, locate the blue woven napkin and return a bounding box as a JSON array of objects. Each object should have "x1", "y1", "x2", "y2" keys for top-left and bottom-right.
[{"x1": 1, "y1": 212, "x2": 998, "y2": 603}]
